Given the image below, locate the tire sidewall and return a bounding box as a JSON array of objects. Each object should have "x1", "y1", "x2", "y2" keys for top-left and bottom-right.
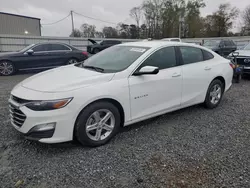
[
  {"x1": 67, "y1": 58, "x2": 78, "y2": 65},
  {"x1": 204, "y1": 79, "x2": 224, "y2": 109},
  {"x1": 0, "y1": 61, "x2": 15, "y2": 76},
  {"x1": 75, "y1": 102, "x2": 121, "y2": 147}
]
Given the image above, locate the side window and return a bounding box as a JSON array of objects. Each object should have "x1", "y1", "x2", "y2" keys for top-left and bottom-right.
[
  {"x1": 32, "y1": 44, "x2": 50, "y2": 52},
  {"x1": 50, "y1": 44, "x2": 70, "y2": 51},
  {"x1": 202, "y1": 50, "x2": 214, "y2": 61},
  {"x1": 220, "y1": 41, "x2": 225, "y2": 47},
  {"x1": 224, "y1": 40, "x2": 231, "y2": 46},
  {"x1": 180, "y1": 46, "x2": 203, "y2": 64},
  {"x1": 140, "y1": 47, "x2": 177, "y2": 70}
]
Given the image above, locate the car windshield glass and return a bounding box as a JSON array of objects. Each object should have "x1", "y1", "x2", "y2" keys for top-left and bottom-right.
[
  {"x1": 244, "y1": 43, "x2": 250, "y2": 50},
  {"x1": 19, "y1": 44, "x2": 35, "y2": 52},
  {"x1": 203, "y1": 40, "x2": 220, "y2": 47},
  {"x1": 82, "y1": 46, "x2": 150, "y2": 73}
]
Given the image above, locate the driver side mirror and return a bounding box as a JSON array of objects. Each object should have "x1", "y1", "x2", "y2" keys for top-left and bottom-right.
[
  {"x1": 232, "y1": 51, "x2": 239, "y2": 57},
  {"x1": 26, "y1": 49, "x2": 34, "y2": 55},
  {"x1": 133, "y1": 66, "x2": 159, "y2": 76}
]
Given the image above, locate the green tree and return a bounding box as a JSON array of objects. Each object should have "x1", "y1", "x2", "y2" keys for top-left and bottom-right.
[
  {"x1": 80, "y1": 23, "x2": 96, "y2": 38},
  {"x1": 69, "y1": 29, "x2": 82, "y2": 37}
]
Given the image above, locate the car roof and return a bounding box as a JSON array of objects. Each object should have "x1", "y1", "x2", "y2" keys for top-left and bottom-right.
[{"x1": 119, "y1": 41, "x2": 200, "y2": 48}]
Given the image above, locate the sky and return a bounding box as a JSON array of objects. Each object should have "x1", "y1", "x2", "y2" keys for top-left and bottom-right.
[{"x1": 0, "y1": 0, "x2": 249, "y2": 36}]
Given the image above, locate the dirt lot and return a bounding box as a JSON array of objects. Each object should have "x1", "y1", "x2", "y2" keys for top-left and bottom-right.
[{"x1": 0, "y1": 73, "x2": 250, "y2": 188}]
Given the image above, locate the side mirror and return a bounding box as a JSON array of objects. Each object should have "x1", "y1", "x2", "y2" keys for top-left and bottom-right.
[
  {"x1": 133, "y1": 66, "x2": 159, "y2": 76},
  {"x1": 232, "y1": 51, "x2": 239, "y2": 57},
  {"x1": 26, "y1": 49, "x2": 34, "y2": 55}
]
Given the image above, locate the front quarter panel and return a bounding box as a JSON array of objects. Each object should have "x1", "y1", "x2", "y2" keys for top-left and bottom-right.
[{"x1": 71, "y1": 77, "x2": 130, "y2": 124}]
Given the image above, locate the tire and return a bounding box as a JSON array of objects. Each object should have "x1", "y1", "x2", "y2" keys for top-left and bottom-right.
[
  {"x1": 93, "y1": 48, "x2": 100, "y2": 54},
  {"x1": 204, "y1": 79, "x2": 224, "y2": 109},
  {"x1": 67, "y1": 58, "x2": 78, "y2": 65},
  {"x1": 74, "y1": 101, "x2": 121, "y2": 147},
  {"x1": 0, "y1": 60, "x2": 15, "y2": 76}
]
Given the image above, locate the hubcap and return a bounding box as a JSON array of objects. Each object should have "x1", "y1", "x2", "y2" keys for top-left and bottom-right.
[
  {"x1": 68, "y1": 59, "x2": 77, "y2": 64},
  {"x1": 86, "y1": 109, "x2": 115, "y2": 141},
  {"x1": 0, "y1": 62, "x2": 14, "y2": 75},
  {"x1": 210, "y1": 84, "x2": 222, "y2": 105}
]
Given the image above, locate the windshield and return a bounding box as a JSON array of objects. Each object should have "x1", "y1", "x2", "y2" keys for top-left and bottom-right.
[
  {"x1": 83, "y1": 46, "x2": 149, "y2": 73},
  {"x1": 244, "y1": 43, "x2": 250, "y2": 50},
  {"x1": 203, "y1": 40, "x2": 220, "y2": 47},
  {"x1": 19, "y1": 44, "x2": 35, "y2": 52}
]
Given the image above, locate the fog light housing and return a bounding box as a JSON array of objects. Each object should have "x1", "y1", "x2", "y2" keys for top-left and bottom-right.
[{"x1": 25, "y1": 123, "x2": 56, "y2": 140}]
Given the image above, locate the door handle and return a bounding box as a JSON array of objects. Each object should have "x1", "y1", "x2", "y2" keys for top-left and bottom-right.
[
  {"x1": 172, "y1": 73, "x2": 181, "y2": 77},
  {"x1": 204, "y1": 67, "x2": 211, "y2": 71}
]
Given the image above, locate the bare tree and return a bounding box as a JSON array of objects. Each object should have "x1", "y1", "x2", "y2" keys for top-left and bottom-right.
[
  {"x1": 130, "y1": 6, "x2": 142, "y2": 38},
  {"x1": 242, "y1": 5, "x2": 250, "y2": 35},
  {"x1": 130, "y1": 7, "x2": 142, "y2": 28}
]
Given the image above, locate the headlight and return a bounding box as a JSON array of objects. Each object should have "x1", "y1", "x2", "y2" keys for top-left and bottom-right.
[{"x1": 25, "y1": 98, "x2": 73, "y2": 111}]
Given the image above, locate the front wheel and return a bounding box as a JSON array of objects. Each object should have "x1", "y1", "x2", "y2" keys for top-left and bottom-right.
[
  {"x1": 74, "y1": 102, "x2": 121, "y2": 147},
  {"x1": 204, "y1": 79, "x2": 224, "y2": 109},
  {"x1": 0, "y1": 61, "x2": 15, "y2": 76}
]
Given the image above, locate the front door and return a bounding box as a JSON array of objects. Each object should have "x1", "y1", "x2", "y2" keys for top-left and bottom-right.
[{"x1": 128, "y1": 46, "x2": 182, "y2": 121}]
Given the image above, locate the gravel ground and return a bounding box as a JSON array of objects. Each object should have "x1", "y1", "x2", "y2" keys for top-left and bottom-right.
[{"x1": 0, "y1": 73, "x2": 250, "y2": 188}]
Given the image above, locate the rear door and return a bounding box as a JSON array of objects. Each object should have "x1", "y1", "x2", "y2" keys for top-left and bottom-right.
[
  {"x1": 178, "y1": 46, "x2": 211, "y2": 106},
  {"x1": 48, "y1": 44, "x2": 72, "y2": 66}
]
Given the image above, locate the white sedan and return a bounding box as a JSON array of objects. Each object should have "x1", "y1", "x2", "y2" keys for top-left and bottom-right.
[{"x1": 9, "y1": 41, "x2": 233, "y2": 147}]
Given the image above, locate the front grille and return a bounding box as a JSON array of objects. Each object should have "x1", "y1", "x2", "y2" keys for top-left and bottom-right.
[
  {"x1": 9, "y1": 103, "x2": 26, "y2": 127},
  {"x1": 236, "y1": 57, "x2": 250, "y2": 66}
]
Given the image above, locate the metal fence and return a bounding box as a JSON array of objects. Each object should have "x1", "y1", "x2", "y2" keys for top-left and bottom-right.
[{"x1": 0, "y1": 34, "x2": 250, "y2": 52}]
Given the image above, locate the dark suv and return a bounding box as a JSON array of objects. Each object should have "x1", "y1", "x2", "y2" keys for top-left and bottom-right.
[
  {"x1": 203, "y1": 39, "x2": 237, "y2": 56},
  {"x1": 87, "y1": 39, "x2": 122, "y2": 54}
]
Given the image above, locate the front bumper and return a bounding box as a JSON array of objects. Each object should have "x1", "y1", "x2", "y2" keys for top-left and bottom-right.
[{"x1": 9, "y1": 98, "x2": 76, "y2": 144}]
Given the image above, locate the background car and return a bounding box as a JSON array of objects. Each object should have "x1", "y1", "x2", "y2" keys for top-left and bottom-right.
[
  {"x1": 161, "y1": 38, "x2": 182, "y2": 42},
  {"x1": 203, "y1": 39, "x2": 237, "y2": 56},
  {"x1": 228, "y1": 43, "x2": 250, "y2": 75},
  {"x1": 87, "y1": 39, "x2": 122, "y2": 54},
  {"x1": 0, "y1": 42, "x2": 88, "y2": 76}
]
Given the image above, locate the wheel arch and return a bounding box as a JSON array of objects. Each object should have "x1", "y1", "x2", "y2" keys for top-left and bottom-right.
[
  {"x1": 211, "y1": 76, "x2": 226, "y2": 92},
  {"x1": 73, "y1": 97, "x2": 125, "y2": 139}
]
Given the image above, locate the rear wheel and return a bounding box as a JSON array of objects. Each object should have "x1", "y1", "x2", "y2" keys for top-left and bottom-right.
[
  {"x1": 0, "y1": 61, "x2": 15, "y2": 76},
  {"x1": 204, "y1": 79, "x2": 224, "y2": 109},
  {"x1": 75, "y1": 101, "x2": 121, "y2": 147},
  {"x1": 67, "y1": 58, "x2": 78, "y2": 65}
]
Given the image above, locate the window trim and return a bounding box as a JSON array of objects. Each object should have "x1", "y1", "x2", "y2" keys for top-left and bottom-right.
[
  {"x1": 177, "y1": 46, "x2": 205, "y2": 65},
  {"x1": 130, "y1": 46, "x2": 180, "y2": 76},
  {"x1": 24, "y1": 43, "x2": 72, "y2": 54},
  {"x1": 202, "y1": 49, "x2": 214, "y2": 61}
]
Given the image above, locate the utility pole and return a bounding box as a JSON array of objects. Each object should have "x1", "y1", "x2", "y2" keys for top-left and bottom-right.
[{"x1": 70, "y1": 10, "x2": 75, "y2": 36}]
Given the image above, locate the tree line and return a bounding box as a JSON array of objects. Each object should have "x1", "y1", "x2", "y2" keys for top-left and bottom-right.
[{"x1": 70, "y1": 0, "x2": 250, "y2": 39}]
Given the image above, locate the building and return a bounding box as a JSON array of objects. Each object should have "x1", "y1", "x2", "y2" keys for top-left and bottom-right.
[{"x1": 0, "y1": 12, "x2": 41, "y2": 36}]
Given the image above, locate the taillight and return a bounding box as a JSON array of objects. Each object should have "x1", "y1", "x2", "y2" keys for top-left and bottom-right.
[
  {"x1": 82, "y1": 51, "x2": 88, "y2": 56},
  {"x1": 229, "y1": 63, "x2": 235, "y2": 69}
]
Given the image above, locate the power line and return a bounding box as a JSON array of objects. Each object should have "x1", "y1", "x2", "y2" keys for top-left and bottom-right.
[
  {"x1": 41, "y1": 13, "x2": 71, "y2": 26},
  {"x1": 73, "y1": 11, "x2": 118, "y2": 25}
]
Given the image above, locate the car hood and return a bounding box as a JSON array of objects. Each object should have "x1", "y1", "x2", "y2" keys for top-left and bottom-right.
[
  {"x1": 20, "y1": 65, "x2": 115, "y2": 93},
  {"x1": 232, "y1": 50, "x2": 250, "y2": 57},
  {"x1": 0, "y1": 51, "x2": 20, "y2": 57},
  {"x1": 88, "y1": 39, "x2": 97, "y2": 44}
]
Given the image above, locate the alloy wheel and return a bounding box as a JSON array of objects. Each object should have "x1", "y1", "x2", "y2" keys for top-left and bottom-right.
[
  {"x1": 85, "y1": 109, "x2": 115, "y2": 141},
  {"x1": 68, "y1": 59, "x2": 78, "y2": 64},
  {"x1": 0, "y1": 62, "x2": 14, "y2": 75},
  {"x1": 209, "y1": 84, "x2": 222, "y2": 105}
]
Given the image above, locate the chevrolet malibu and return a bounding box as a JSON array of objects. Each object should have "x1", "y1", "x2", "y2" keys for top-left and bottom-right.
[{"x1": 9, "y1": 41, "x2": 233, "y2": 147}]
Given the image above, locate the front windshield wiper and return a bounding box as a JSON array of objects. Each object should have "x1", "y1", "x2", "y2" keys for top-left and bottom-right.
[{"x1": 83, "y1": 65, "x2": 104, "y2": 72}]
